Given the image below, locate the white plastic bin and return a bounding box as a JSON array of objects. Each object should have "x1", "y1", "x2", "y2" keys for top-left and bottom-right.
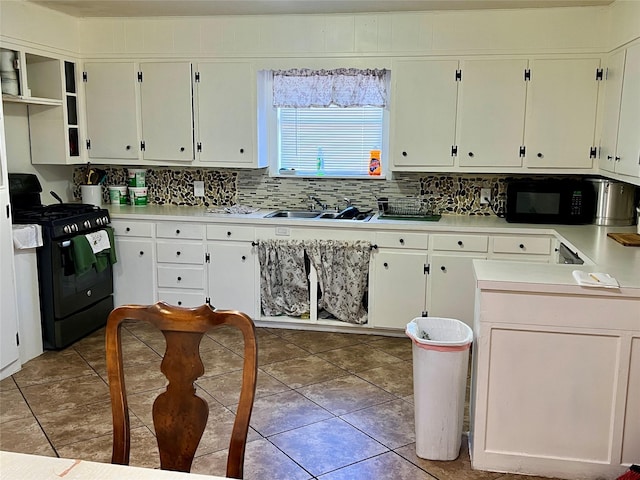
[{"x1": 406, "y1": 317, "x2": 473, "y2": 461}]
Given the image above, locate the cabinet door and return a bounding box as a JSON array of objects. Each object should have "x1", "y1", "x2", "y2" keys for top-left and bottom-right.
[
  {"x1": 370, "y1": 250, "x2": 427, "y2": 329},
  {"x1": 457, "y1": 59, "x2": 527, "y2": 167},
  {"x1": 616, "y1": 43, "x2": 640, "y2": 178},
  {"x1": 84, "y1": 62, "x2": 139, "y2": 160},
  {"x1": 391, "y1": 59, "x2": 458, "y2": 168},
  {"x1": 429, "y1": 254, "x2": 486, "y2": 329},
  {"x1": 196, "y1": 62, "x2": 257, "y2": 166},
  {"x1": 139, "y1": 62, "x2": 194, "y2": 162},
  {"x1": 113, "y1": 238, "x2": 155, "y2": 307},
  {"x1": 525, "y1": 58, "x2": 600, "y2": 169},
  {"x1": 207, "y1": 242, "x2": 257, "y2": 318},
  {"x1": 622, "y1": 337, "x2": 640, "y2": 464},
  {"x1": 598, "y1": 51, "x2": 625, "y2": 174},
  {"x1": 0, "y1": 187, "x2": 19, "y2": 377}
]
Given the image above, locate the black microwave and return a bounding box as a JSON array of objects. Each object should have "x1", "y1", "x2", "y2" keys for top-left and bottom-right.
[{"x1": 505, "y1": 179, "x2": 596, "y2": 224}]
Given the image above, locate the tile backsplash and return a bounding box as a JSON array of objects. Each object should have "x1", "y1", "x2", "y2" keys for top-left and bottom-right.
[{"x1": 73, "y1": 166, "x2": 510, "y2": 216}]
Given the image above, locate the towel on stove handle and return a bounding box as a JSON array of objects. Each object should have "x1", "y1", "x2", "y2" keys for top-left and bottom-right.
[
  {"x1": 85, "y1": 229, "x2": 110, "y2": 254},
  {"x1": 70, "y1": 227, "x2": 117, "y2": 275}
]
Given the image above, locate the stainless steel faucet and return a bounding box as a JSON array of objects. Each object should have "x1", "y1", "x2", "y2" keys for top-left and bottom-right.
[{"x1": 308, "y1": 195, "x2": 328, "y2": 210}]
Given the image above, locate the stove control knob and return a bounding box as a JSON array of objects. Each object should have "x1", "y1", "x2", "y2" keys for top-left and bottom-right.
[
  {"x1": 63, "y1": 225, "x2": 71, "y2": 234},
  {"x1": 87, "y1": 289, "x2": 92, "y2": 297},
  {"x1": 103, "y1": 216, "x2": 109, "y2": 224},
  {"x1": 84, "y1": 220, "x2": 91, "y2": 229},
  {"x1": 74, "y1": 223, "x2": 79, "y2": 232},
  {"x1": 96, "y1": 217, "x2": 103, "y2": 226}
]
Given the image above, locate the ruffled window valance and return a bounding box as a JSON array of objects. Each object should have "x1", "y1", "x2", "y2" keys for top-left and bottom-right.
[{"x1": 272, "y1": 68, "x2": 388, "y2": 108}]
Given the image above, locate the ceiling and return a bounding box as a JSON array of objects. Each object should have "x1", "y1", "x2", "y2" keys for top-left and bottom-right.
[{"x1": 26, "y1": 0, "x2": 614, "y2": 18}]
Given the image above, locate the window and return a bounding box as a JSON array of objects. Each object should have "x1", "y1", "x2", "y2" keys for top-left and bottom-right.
[
  {"x1": 278, "y1": 105, "x2": 384, "y2": 177},
  {"x1": 259, "y1": 68, "x2": 389, "y2": 178}
]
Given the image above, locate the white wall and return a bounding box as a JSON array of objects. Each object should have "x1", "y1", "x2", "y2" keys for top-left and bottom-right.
[
  {"x1": 77, "y1": 6, "x2": 609, "y2": 58},
  {"x1": 0, "y1": 0, "x2": 79, "y2": 56},
  {"x1": 608, "y1": 0, "x2": 640, "y2": 50},
  {"x1": 1, "y1": 1, "x2": 79, "y2": 202}
]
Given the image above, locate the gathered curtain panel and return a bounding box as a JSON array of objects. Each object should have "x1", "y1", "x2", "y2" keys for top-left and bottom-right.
[
  {"x1": 258, "y1": 239, "x2": 371, "y2": 324},
  {"x1": 306, "y1": 240, "x2": 371, "y2": 325},
  {"x1": 257, "y1": 239, "x2": 309, "y2": 317},
  {"x1": 272, "y1": 68, "x2": 388, "y2": 108}
]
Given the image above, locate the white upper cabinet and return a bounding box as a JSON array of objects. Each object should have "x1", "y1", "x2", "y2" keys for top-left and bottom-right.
[
  {"x1": 3, "y1": 49, "x2": 82, "y2": 165},
  {"x1": 616, "y1": 44, "x2": 640, "y2": 178},
  {"x1": 390, "y1": 59, "x2": 459, "y2": 169},
  {"x1": 195, "y1": 62, "x2": 264, "y2": 168},
  {"x1": 600, "y1": 43, "x2": 640, "y2": 179},
  {"x1": 84, "y1": 62, "x2": 138, "y2": 160},
  {"x1": 599, "y1": 50, "x2": 625, "y2": 175},
  {"x1": 457, "y1": 59, "x2": 527, "y2": 168},
  {"x1": 139, "y1": 62, "x2": 194, "y2": 162},
  {"x1": 524, "y1": 58, "x2": 601, "y2": 169}
]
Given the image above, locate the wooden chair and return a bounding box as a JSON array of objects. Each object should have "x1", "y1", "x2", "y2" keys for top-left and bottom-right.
[{"x1": 105, "y1": 302, "x2": 258, "y2": 479}]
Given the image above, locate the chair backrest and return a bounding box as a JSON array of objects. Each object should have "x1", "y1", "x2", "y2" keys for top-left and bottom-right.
[{"x1": 106, "y1": 302, "x2": 258, "y2": 479}]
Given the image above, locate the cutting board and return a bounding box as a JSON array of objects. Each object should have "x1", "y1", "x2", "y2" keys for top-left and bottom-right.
[{"x1": 607, "y1": 232, "x2": 640, "y2": 246}]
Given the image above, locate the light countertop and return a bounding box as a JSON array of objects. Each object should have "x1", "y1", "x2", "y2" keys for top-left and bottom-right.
[{"x1": 106, "y1": 205, "x2": 640, "y2": 290}]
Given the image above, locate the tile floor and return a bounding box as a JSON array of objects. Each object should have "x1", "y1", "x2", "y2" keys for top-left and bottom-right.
[{"x1": 0, "y1": 324, "x2": 563, "y2": 479}]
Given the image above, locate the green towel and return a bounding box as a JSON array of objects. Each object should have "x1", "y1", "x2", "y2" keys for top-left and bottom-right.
[{"x1": 71, "y1": 226, "x2": 117, "y2": 275}]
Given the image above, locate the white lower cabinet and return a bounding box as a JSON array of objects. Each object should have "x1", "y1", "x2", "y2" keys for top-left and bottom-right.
[
  {"x1": 369, "y1": 231, "x2": 429, "y2": 329},
  {"x1": 111, "y1": 218, "x2": 562, "y2": 332},
  {"x1": 472, "y1": 282, "x2": 639, "y2": 478},
  {"x1": 206, "y1": 225, "x2": 257, "y2": 318},
  {"x1": 428, "y1": 234, "x2": 489, "y2": 328},
  {"x1": 155, "y1": 223, "x2": 207, "y2": 307},
  {"x1": 490, "y1": 234, "x2": 553, "y2": 263},
  {"x1": 429, "y1": 254, "x2": 487, "y2": 328},
  {"x1": 113, "y1": 237, "x2": 155, "y2": 306},
  {"x1": 370, "y1": 250, "x2": 428, "y2": 329},
  {"x1": 112, "y1": 220, "x2": 155, "y2": 307}
]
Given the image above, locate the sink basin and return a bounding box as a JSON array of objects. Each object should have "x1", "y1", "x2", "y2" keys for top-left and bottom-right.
[
  {"x1": 264, "y1": 210, "x2": 321, "y2": 219},
  {"x1": 318, "y1": 212, "x2": 373, "y2": 222},
  {"x1": 264, "y1": 210, "x2": 373, "y2": 221}
]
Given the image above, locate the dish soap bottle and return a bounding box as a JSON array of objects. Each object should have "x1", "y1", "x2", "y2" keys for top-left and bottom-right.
[
  {"x1": 369, "y1": 148, "x2": 381, "y2": 176},
  {"x1": 316, "y1": 147, "x2": 325, "y2": 176}
]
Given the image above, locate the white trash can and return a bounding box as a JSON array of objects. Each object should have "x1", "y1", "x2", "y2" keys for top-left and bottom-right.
[{"x1": 406, "y1": 317, "x2": 473, "y2": 461}]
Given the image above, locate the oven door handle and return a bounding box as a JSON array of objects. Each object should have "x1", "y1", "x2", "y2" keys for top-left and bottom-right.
[{"x1": 59, "y1": 240, "x2": 71, "y2": 248}]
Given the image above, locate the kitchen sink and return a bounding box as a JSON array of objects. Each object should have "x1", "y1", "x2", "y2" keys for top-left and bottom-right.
[
  {"x1": 264, "y1": 210, "x2": 322, "y2": 219},
  {"x1": 318, "y1": 212, "x2": 373, "y2": 221},
  {"x1": 264, "y1": 210, "x2": 373, "y2": 222}
]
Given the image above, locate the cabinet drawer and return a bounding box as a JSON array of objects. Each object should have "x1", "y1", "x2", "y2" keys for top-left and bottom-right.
[
  {"x1": 492, "y1": 236, "x2": 551, "y2": 255},
  {"x1": 111, "y1": 220, "x2": 153, "y2": 238},
  {"x1": 207, "y1": 225, "x2": 255, "y2": 242},
  {"x1": 432, "y1": 234, "x2": 489, "y2": 252},
  {"x1": 156, "y1": 241, "x2": 205, "y2": 265},
  {"x1": 376, "y1": 232, "x2": 428, "y2": 249},
  {"x1": 156, "y1": 223, "x2": 204, "y2": 240},
  {"x1": 157, "y1": 266, "x2": 205, "y2": 289},
  {"x1": 157, "y1": 290, "x2": 206, "y2": 308}
]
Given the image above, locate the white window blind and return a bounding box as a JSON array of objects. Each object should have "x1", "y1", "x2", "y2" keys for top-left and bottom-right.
[{"x1": 277, "y1": 105, "x2": 384, "y2": 176}]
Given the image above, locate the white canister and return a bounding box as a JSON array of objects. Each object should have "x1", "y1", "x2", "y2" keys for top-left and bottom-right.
[
  {"x1": 108, "y1": 186, "x2": 128, "y2": 205},
  {"x1": 128, "y1": 168, "x2": 146, "y2": 187},
  {"x1": 0, "y1": 49, "x2": 15, "y2": 71},
  {"x1": 1, "y1": 77, "x2": 19, "y2": 95},
  {"x1": 80, "y1": 185, "x2": 103, "y2": 207},
  {"x1": 128, "y1": 186, "x2": 148, "y2": 206}
]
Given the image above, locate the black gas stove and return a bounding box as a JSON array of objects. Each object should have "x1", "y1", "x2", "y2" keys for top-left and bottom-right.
[
  {"x1": 13, "y1": 203, "x2": 111, "y2": 239},
  {"x1": 9, "y1": 173, "x2": 114, "y2": 349}
]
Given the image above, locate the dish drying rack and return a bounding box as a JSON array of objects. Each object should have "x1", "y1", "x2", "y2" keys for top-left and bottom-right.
[{"x1": 378, "y1": 197, "x2": 442, "y2": 221}]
